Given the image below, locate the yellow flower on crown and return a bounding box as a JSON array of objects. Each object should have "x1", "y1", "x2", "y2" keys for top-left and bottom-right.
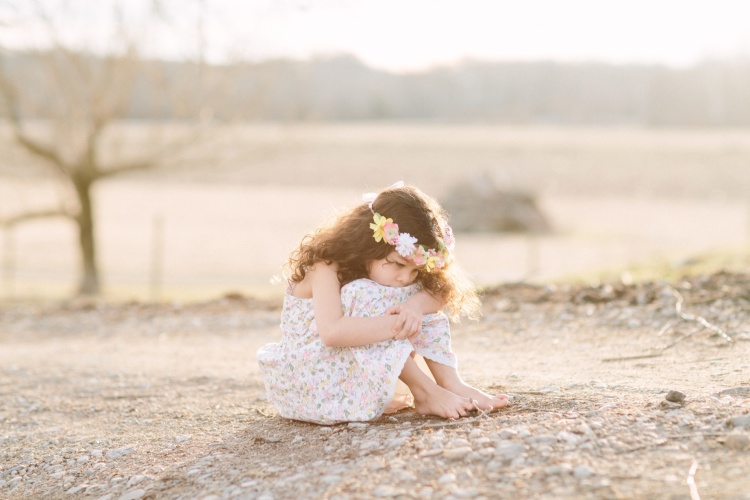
[
  {"x1": 425, "y1": 254, "x2": 439, "y2": 272},
  {"x1": 370, "y1": 213, "x2": 393, "y2": 242}
]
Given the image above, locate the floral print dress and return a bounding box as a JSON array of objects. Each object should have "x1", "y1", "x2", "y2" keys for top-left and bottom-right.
[{"x1": 257, "y1": 278, "x2": 457, "y2": 425}]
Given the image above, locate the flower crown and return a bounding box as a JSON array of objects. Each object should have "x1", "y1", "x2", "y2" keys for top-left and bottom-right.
[{"x1": 369, "y1": 213, "x2": 455, "y2": 271}]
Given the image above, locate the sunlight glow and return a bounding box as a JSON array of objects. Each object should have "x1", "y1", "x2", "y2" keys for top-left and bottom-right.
[{"x1": 1, "y1": 0, "x2": 749, "y2": 70}]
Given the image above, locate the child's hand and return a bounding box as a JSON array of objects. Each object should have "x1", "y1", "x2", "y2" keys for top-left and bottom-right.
[{"x1": 386, "y1": 303, "x2": 422, "y2": 340}]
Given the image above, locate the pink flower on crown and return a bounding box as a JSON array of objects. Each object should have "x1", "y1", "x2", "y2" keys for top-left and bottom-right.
[
  {"x1": 411, "y1": 246, "x2": 428, "y2": 266},
  {"x1": 442, "y1": 223, "x2": 455, "y2": 250},
  {"x1": 383, "y1": 221, "x2": 400, "y2": 245}
]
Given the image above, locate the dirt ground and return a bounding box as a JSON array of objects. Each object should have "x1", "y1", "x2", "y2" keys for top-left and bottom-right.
[{"x1": 2, "y1": 271, "x2": 750, "y2": 499}]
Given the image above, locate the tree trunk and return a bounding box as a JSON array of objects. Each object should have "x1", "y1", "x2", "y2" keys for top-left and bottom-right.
[{"x1": 73, "y1": 176, "x2": 100, "y2": 296}]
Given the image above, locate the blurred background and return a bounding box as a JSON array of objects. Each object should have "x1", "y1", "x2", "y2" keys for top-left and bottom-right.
[{"x1": 1, "y1": 0, "x2": 749, "y2": 302}]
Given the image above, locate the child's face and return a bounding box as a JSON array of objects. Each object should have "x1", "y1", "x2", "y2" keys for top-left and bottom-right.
[{"x1": 368, "y1": 251, "x2": 420, "y2": 288}]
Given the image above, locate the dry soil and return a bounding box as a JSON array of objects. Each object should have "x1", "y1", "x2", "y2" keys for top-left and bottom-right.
[{"x1": 2, "y1": 272, "x2": 750, "y2": 499}]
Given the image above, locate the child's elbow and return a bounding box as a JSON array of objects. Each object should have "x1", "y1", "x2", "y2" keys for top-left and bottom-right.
[
  {"x1": 317, "y1": 327, "x2": 342, "y2": 348},
  {"x1": 320, "y1": 338, "x2": 340, "y2": 348}
]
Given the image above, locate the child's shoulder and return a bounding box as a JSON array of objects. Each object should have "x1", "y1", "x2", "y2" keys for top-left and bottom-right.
[{"x1": 290, "y1": 261, "x2": 340, "y2": 298}]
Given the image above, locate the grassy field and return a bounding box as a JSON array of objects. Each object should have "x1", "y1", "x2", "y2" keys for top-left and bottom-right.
[{"x1": 1, "y1": 123, "x2": 749, "y2": 301}]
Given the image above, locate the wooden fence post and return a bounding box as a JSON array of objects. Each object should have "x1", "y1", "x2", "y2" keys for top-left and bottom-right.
[
  {"x1": 2, "y1": 228, "x2": 15, "y2": 299},
  {"x1": 150, "y1": 214, "x2": 164, "y2": 301}
]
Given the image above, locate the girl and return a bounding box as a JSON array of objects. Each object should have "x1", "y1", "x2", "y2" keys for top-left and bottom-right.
[{"x1": 257, "y1": 183, "x2": 508, "y2": 424}]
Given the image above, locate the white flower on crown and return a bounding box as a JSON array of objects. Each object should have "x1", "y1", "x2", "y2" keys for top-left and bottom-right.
[{"x1": 395, "y1": 232, "x2": 418, "y2": 258}]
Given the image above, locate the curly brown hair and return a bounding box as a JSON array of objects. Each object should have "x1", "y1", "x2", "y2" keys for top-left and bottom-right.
[{"x1": 288, "y1": 185, "x2": 481, "y2": 320}]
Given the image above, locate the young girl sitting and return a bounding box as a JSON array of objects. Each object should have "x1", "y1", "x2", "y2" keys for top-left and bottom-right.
[{"x1": 257, "y1": 183, "x2": 509, "y2": 425}]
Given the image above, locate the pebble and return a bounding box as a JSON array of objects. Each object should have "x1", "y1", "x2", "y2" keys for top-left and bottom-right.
[
  {"x1": 106, "y1": 448, "x2": 135, "y2": 460},
  {"x1": 387, "y1": 438, "x2": 405, "y2": 449},
  {"x1": 437, "y1": 473, "x2": 456, "y2": 484},
  {"x1": 517, "y1": 428, "x2": 531, "y2": 439},
  {"x1": 539, "y1": 386, "x2": 561, "y2": 394},
  {"x1": 498, "y1": 429, "x2": 518, "y2": 439},
  {"x1": 719, "y1": 387, "x2": 750, "y2": 398},
  {"x1": 126, "y1": 475, "x2": 149, "y2": 487},
  {"x1": 447, "y1": 438, "x2": 470, "y2": 448},
  {"x1": 118, "y1": 490, "x2": 145, "y2": 500},
  {"x1": 665, "y1": 390, "x2": 686, "y2": 403},
  {"x1": 545, "y1": 464, "x2": 570, "y2": 475},
  {"x1": 494, "y1": 442, "x2": 526, "y2": 461},
  {"x1": 373, "y1": 485, "x2": 400, "y2": 497},
  {"x1": 223, "y1": 486, "x2": 243, "y2": 497},
  {"x1": 359, "y1": 440, "x2": 380, "y2": 450},
  {"x1": 418, "y1": 449, "x2": 442, "y2": 458},
  {"x1": 557, "y1": 431, "x2": 581, "y2": 447},
  {"x1": 418, "y1": 487, "x2": 434, "y2": 497},
  {"x1": 574, "y1": 465, "x2": 595, "y2": 479},
  {"x1": 527, "y1": 434, "x2": 557, "y2": 445},
  {"x1": 727, "y1": 414, "x2": 750, "y2": 429},
  {"x1": 443, "y1": 447, "x2": 473, "y2": 461},
  {"x1": 724, "y1": 435, "x2": 750, "y2": 451},
  {"x1": 474, "y1": 436, "x2": 491, "y2": 446},
  {"x1": 660, "y1": 401, "x2": 682, "y2": 410},
  {"x1": 478, "y1": 447, "x2": 494, "y2": 457}
]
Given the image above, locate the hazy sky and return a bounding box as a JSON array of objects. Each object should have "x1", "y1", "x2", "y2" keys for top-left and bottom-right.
[
  {"x1": 220, "y1": 0, "x2": 750, "y2": 70},
  {"x1": 3, "y1": 0, "x2": 750, "y2": 71}
]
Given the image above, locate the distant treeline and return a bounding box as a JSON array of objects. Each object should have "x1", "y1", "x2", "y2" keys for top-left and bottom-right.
[
  {"x1": 4, "y1": 51, "x2": 750, "y2": 126},
  {"x1": 240, "y1": 56, "x2": 750, "y2": 126}
]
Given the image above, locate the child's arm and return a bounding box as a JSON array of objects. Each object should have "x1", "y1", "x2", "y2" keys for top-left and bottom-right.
[
  {"x1": 386, "y1": 290, "x2": 444, "y2": 340},
  {"x1": 310, "y1": 263, "x2": 404, "y2": 348}
]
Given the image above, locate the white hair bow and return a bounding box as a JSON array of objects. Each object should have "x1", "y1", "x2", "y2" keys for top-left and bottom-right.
[{"x1": 362, "y1": 181, "x2": 405, "y2": 213}]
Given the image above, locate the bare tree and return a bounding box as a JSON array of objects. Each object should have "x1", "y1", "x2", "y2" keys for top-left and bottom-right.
[{"x1": 0, "y1": 0, "x2": 218, "y2": 295}]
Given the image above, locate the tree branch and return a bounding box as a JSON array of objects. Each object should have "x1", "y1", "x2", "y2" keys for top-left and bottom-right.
[
  {"x1": 0, "y1": 62, "x2": 71, "y2": 175},
  {"x1": 97, "y1": 128, "x2": 205, "y2": 179},
  {"x1": 14, "y1": 132, "x2": 70, "y2": 173},
  {"x1": 97, "y1": 158, "x2": 159, "y2": 179},
  {"x1": 0, "y1": 209, "x2": 76, "y2": 229}
]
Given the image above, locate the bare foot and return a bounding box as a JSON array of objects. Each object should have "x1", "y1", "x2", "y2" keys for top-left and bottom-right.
[
  {"x1": 412, "y1": 384, "x2": 476, "y2": 420},
  {"x1": 399, "y1": 356, "x2": 479, "y2": 419},
  {"x1": 442, "y1": 380, "x2": 509, "y2": 412},
  {"x1": 423, "y1": 359, "x2": 510, "y2": 413}
]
